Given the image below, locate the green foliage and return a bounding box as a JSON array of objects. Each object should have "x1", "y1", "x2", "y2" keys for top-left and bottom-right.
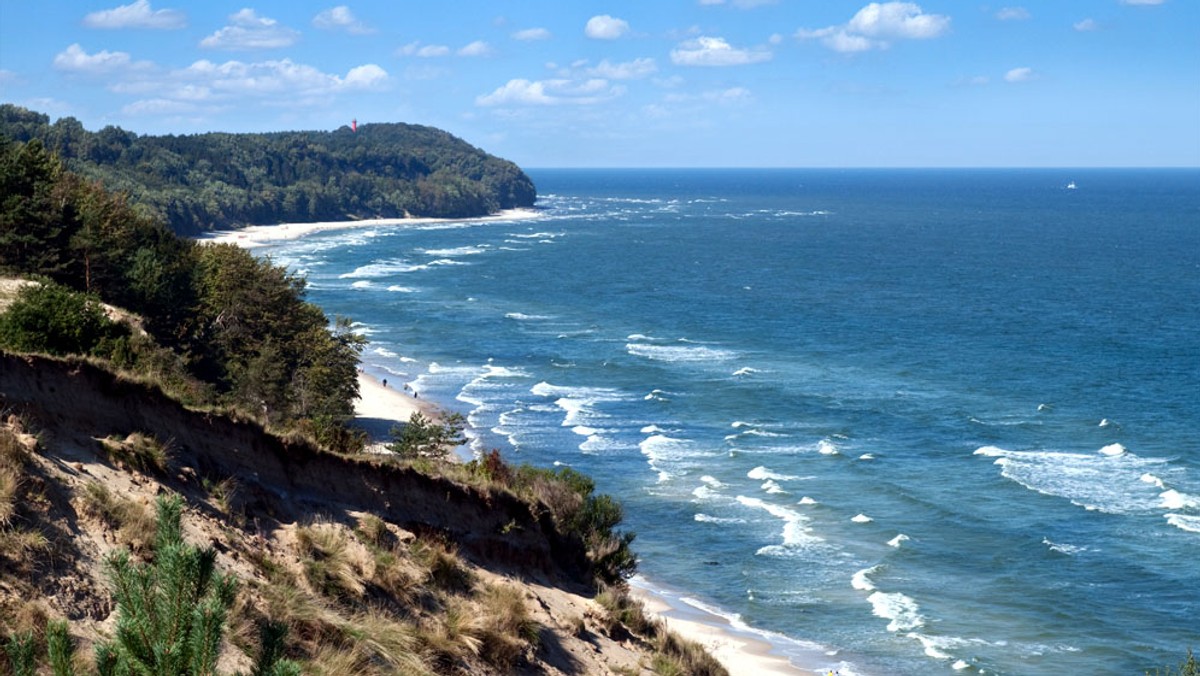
[
  {"x1": 387, "y1": 412, "x2": 466, "y2": 460},
  {"x1": 0, "y1": 282, "x2": 126, "y2": 356},
  {"x1": 1, "y1": 105, "x2": 537, "y2": 235},
  {"x1": 4, "y1": 630, "x2": 36, "y2": 676},
  {"x1": 94, "y1": 495, "x2": 237, "y2": 676},
  {"x1": 46, "y1": 619, "x2": 76, "y2": 676}
]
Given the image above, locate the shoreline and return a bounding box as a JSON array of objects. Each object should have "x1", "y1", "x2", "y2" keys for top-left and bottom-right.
[
  {"x1": 630, "y1": 577, "x2": 834, "y2": 675},
  {"x1": 200, "y1": 208, "x2": 541, "y2": 247},
  {"x1": 227, "y1": 212, "x2": 840, "y2": 676}
]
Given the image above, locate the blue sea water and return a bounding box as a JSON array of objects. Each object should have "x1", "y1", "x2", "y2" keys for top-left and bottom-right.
[{"x1": 256, "y1": 169, "x2": 1199, "y2": 675}]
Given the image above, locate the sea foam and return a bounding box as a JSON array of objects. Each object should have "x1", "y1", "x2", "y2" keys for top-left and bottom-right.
[{"x1": 867, "y1": 591, "x2": 925, "y2": 632}]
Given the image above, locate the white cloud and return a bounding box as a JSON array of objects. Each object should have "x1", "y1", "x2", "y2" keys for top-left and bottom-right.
[
  {"x1": 1004, "y1": 66, "x2": 1035, "y2": 83},
  {"x1": 122, "y1": 98, "x2": 199, "y2": 115},
  {"x1": 476, "y1": 78, "x2": 624, "y2": 106},
  {"x1": 996, "y1": 7, "x2": 1030, "y2": 21},
  {"x1": 399, "y1": 42, "x2": 451, "y2": 58},
  {"x1": 83, "y1": 0, "x2": 186, "y2": 30},
  {"x1": 512, "y1": 27, "x2": 551, "y2": 41},
  {"x1": 585, "y1": 15, "x2": 630, "y2": 40},
  {"x1": 458, "y1": 40, "x2": 493, "y2": 57},
  {"x1": 670, "y1": 36, "x2": 772, "y2": 66},
  {"x1": 797, "y1": 2, "x2": 950, "y2": 53},
  {"x1": 312, "y1": 6, "x2": 373, "y2": 34},
  {"x1": 1073, "y1": 18, "x2": 1099, "y2": 31},
  {"x1": 53, "y1": 43, "x2": 141, "y2": 73},
  {"x1": 586, "y1": 58, "x2": 657, "y2": 80},
  {"x1": 200, "y1": 9, "x2": 299, "y2": 50}
]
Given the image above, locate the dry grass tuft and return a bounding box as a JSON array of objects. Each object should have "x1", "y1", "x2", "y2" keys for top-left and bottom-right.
[
  {"x1": 475, "y1": 583, "x2": 538, "y2": 670},
  {"x1": 409, "y1": 536, "x2": 474, "y2": 593},
  {"x1": 354, "y1": 513, "x2": 391, "y2": 548},
  {"x1": 76, "y1": 481, "x2": 156, "y2": 552},
  {"x1": 295, "y1": 521, "x2": 366, "y2": 600},
  {"x1": 416, "y1": 599, "x2": 485, "y2": 669},
  {"x1": 99, "y1": 431, "x2": 170, "y2": 474}
]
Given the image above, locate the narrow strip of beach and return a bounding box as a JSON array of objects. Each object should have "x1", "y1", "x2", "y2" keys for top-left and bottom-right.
[{"x1": 202, "y1": 208, "x2": 540, "y2": 248}]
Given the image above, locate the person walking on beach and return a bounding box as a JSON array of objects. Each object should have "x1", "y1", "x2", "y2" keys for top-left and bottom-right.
[{"x1": 382, "y1": 378, "x2": 388, "y2": 388}]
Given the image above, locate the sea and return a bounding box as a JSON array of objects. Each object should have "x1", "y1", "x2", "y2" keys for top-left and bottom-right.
[{"x1": 251, "y1": 169, "x2": 1199, "y2": 675}]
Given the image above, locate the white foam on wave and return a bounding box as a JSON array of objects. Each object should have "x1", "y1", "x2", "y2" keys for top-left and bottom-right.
[
  {"x1": 736, "y1": 495, "x2": 823, "y2": 554},
  {"x1": 626, "y1": 343, "x2": 737, "y2": 363},
  {"x1": 508, "y1": 231, "x2": 562, "y2": 239},
  {"x1": 851, "y1": 565, "x2": 879, "y2": 591},
  {"x1": 867, "y1": 591, "x2": 925, "y2": 632},
  {"x1": 641, "y1": 424, "x2": 665, "y2": 434},
  {"x1": 420, "y1": 245, "x2": 488, "y2": 256},
  {"x1": 973, "y1": 444, "x2": 1171, "y2": 514},
  {"x1": 695, "y1": 513, "x2": 746, "y2": 524},
  {"x1": 858, "y1": 453, "x2": 875, "y2": 460},
  {"x1": 338, "y1": 259, "x2": 411, "y2": 278},
  {"x1": 505, "y1": 312, "x2": 551, "y2": 321},
  {"x1": 799, "y1": 496, "x2": 818, "y2": 505},
  {"x1": 747, "y1": 466, "x2": 802, "y2": 481},
  {"x1": 386, "y1": 285, "x2": 416, "y2": 293},
  {"x1": 1099, "y1": 418, "x2": 1114, "y2": 427},
  {"x1": 887, "y1": 533, "x2": 910, "y2": 548},
  {"x1": 350, "y1": 280, "x2": 372, "y2": 288},
  {"x1": 851, "y1": 514, "x2": 874, "y2": 523},
  {"x1": 953, "y1": 659, "x2": 970, "y2": 670},
  {"x1": 627, "y1": 333, "x2": 657, "y2": 341},
  {"x1": 761, "y1": 480, "x2": 787, "y2": 495},
  {"x1": 531, "y1": 381, "x2": 626, "y2": 427},
  {"x1": 1042, "y1": 537, "x2": 1087, "y2": 555},
  {"x1": 644, "y1": 389, "x2": 670, "y2": 402},
  {"x1": 817, "y1": 439, "x2": 840, "y2": 455},
  {"x1": 1099, "y1": 443, "x2": 1127, "y2": 456},
  {"x1": 1165, "y1": 513, "x2": 1200, "y2": 533},
  {"x1": 732, "y1": 366, "x2": 759, "y2": 376},
  {"x1": 1141, "y1": 473, "x2": 1166, "y2": 488},
  {"x1": 1160, "y1": 489, "x2": 1200, "y2": 510},
  {"x1": 701, "y1": 475, "x2": 725, "y2": 488},
  {"x1": 572, "y1": 425, "x2": 600, "y2": 437},
  {"x1": 640, "y1": 434, "x2": 695, "y2": 482}
]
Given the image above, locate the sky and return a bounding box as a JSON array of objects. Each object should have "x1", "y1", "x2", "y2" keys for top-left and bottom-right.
[{"x1": 0, "y1": 1, "x2": 1197, "y2": 168}]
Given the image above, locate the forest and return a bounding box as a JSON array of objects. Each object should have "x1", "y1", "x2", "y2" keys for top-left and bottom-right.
[
  {"x1": 0, "y1": 105, "x2": 536, "y2": 235},
  {"x1": 0, "y1": 135, "x2": 364, "y2": 450}
]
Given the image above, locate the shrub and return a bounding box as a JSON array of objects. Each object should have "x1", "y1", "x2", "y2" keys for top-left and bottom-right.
[
  {"x1": 387, "y1": 412, "x2": 465, "y2": 460},
  {"x1": 0, "y1": 281, "x2": 126, "y2": 356},
  {"x1": 99, "y1": 431, "x2": 169, "y2": 474}
]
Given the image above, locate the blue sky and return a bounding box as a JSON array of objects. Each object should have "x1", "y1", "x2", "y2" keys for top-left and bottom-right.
[{"x1": 1, "y1": 1, "x2": 1196, "y2": 167}]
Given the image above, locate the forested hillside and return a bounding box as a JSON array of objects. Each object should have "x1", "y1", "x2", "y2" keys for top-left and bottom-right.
[
  {"x1": 0, "y1": 105, "x2": 536, "y2": 235},
  {"x1": 0, "y1": 136, "x2": 364, "y2": 449}
]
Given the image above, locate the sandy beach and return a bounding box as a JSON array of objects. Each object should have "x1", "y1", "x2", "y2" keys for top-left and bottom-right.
[
  {"x1": 202, "y1": 208, "x2": 541, "y2": 248},
  {"x1": 352, "y1": 371, "x2": 439, "y2": 452},
  {"x1": 630, "y1": 577, "x2": 828, "y2": 675}
]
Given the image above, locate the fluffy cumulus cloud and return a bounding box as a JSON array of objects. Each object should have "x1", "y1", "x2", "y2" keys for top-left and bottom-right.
[
  {"x1": 53, "y1": 44, "x2": 145, "y2": 73},
  {"x1": 476, "y1": 78, "x2": 624, "y2": 106},
  {"x1": 458, "y1": 40, "x2": 493, "y2": 57},
  {"x1": 585, "y1": 15, "x2": 630, "y2": 40},
  {"x1": 83, "y1": 0, "x2": 186, "y2": 30},
  {"x1": 312, "y1": 6, "x2": 373, "y2": 34},
  {"x1": 797, "y1": 2, "x2": 950, "y2": 53},
  {"x1": 670, "y1": 36, "x2": 772, "y2": 66},
  {"x1": 512, "y1": 27, "x2": 551, "y2": 41},
  {"x1": 996, "y1": 7, "x2": 1030, "y2": 21},
  {"x1": 1004, "y1": 66, "x2": 1035, "y2": 83},
  {"x1": 200, "y1": 9, "x2": 300, "y2": 50}
]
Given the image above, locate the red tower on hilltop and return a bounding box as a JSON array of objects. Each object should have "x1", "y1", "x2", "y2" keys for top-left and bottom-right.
[{"x1": 352, "y1": 118, "x2": 358, "y2": 132}]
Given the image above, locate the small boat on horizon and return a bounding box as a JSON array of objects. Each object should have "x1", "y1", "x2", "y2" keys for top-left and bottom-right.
[{"x1": 1066, "y1": 181, "x2": 1077, "y2": 190}]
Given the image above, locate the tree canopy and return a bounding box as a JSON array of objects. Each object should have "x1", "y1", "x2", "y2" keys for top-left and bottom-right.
[{"x1": 0, "y1": 105, "x2": 536, "y2": 235}]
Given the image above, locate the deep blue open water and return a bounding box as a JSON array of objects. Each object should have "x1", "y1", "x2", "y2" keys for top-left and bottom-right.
[{"x1": 255, "y1": 169, "x2": 1199, "y2": 674}]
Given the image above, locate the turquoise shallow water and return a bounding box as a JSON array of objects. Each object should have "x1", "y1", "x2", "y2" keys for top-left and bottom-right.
[{"x1": 256, "y1": 169, "x2": 1199, "y2": 675}]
